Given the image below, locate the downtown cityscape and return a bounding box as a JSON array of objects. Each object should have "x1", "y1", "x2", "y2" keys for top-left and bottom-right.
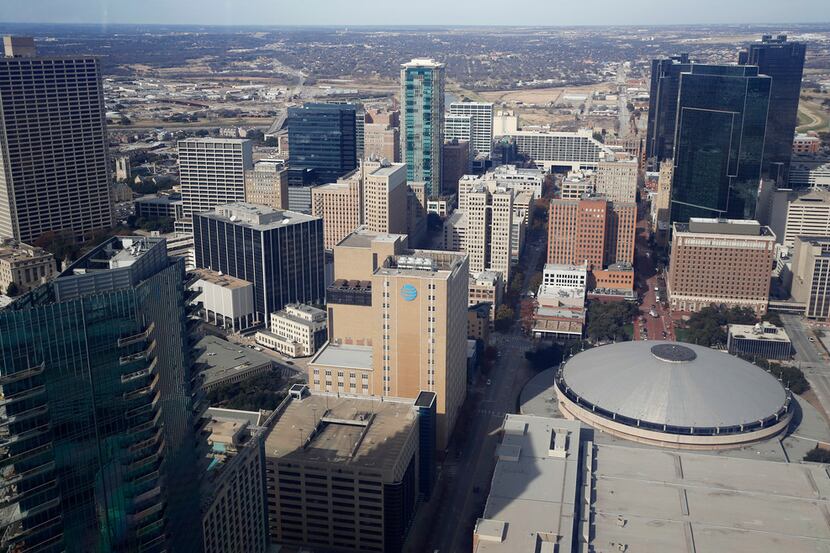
[{"x1": 2, "y1": 1, "x2": 830, "y2": 552}]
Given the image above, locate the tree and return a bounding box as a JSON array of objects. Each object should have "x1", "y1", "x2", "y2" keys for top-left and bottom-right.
[
  {"x1": 680, "y1": 305, "x2": 760, "y2": 347},
  {"x1": 805, "y1": 447, "x2": 830, "y2": 463},
  {"x1": 762, "y1": 311, "x2": 784, "y2": 327},
  {"x1": 33, "y1": 230, "x2": 80, "y2": 264},
  {"x1": 4, "y1": 282, "x2": 19, "y2": 297},
  {"x1": 528, "y1": 272, "x2": 543, "y2": 292},
  {"x1": 206, "y1": 368, "x2": 286, "y2": 411},
  {"x1": 586, "y1": 300, "x2": 639, "y2": 343},
  {"x1": 494, "y1": 305, "x2": 515, "y2": 332}
]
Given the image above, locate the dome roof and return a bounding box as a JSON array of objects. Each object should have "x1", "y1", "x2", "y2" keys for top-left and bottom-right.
[{"x1": 559, "y1": 342, "x2": 789, "y2": 430}]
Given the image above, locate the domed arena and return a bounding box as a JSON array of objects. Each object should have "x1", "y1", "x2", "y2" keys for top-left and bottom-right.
[{"x1": 554, "y1": 341, "x2": 794, "y2": 449}]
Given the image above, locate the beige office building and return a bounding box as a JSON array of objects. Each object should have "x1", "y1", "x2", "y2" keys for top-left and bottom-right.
[
  {"x1": 469, "y1": 270, "x2": 503, "y2": 321},
  {"x1": 0, "y1": 239, "x2": 57, "y2": 294},
  {"x1": 783, "y1": 188, "x2": 830, "y2": 248},
  {"x1": 363, "y1": 161, "x2": 408, "y2": 235},
  {"x1": 465, "y1": 184, "x2": 514, "y2": 282},
  {"x1": 311, "y1": 168, "x2": 364, "y2": 249},
  {"x1": 311, "y1": 229, "x2": 468, "y2": 449},
  {"x1": 791, "y1": 236, "x2": 830, "y2": 319},
  {"x1": 593, "y1": 159, "x2": 638, "y2": 203},
  {"x1": 255, "y1": 303, "x2": 327, "y2": 357},
  {"x1": 244, "y1": 162, "x2": 288, "y2": 210},
  {"x1": 363, "y1": 122, "x2": 399, "y2": 162},
  {"x1": 669, "y1": 219, "x2": 775, "y2": 314}
]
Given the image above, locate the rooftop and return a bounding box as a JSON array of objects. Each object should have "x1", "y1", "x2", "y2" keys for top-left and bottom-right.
[
  {"x1": 310, "y1": 342, "x2": 373, "y2": 371},
  {"x1": 199, "y1": 202, "x2": 317, "y2": 230},
  {"x1": 264, "y1": 393, "x2": 417, "y2": 471},
  {"x1": 402, "y1": 58, "x2": 445, "y2": 68},
  {"x1": 676, "y1": 218, "x2": 774, "y2": 237},
  {"x1": 336, "y1": 228, "x2": 407, "y2": 249},
  {"x1": 196, "y1": 335, "x2": 273, "y2": 388},
  {"x1": 0, "y1": 240, "x2": 53, "y2": 263},
  {"x1": 728, "y1": 322, "x2": 791, "y2": 343},
  {"x1": 191, "y1": 268, "x2": 252, "y2": 290},
  {"x1": 378, "y1": 250, "x2": 467, "y2": 276}
]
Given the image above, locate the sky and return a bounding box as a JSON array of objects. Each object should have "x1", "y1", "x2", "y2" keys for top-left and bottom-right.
[{"x1": 1, "y1": 0, "x2": 829, "y2": 27}]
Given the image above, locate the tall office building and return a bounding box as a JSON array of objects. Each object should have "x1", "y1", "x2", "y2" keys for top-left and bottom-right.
[
  {"x1": 311, "y1": 168, "x2": 364, "y2": 249},
  {"x1": 401, "y1": 59, "x2": 445, "y2": 197},
  {"x1": 177, "y1": 138, "x2": 254, "y2": 232},
  {"x1": 363, "y1": 123, "x2": 400, "y2": 162},
  {"x1": 465, "y1": 184, "x2": 514, "y2": 282},
  {"x1": 444, "y1": 113, "x2": 473, "y2": 144},
  {"x1": 312, "y1": 230, "x2": 468, "y2": 449},
  {"x1": 791, "y1": 236, "x2": 830, "y2": 319},
  {"x1": 287, "y1": 103, "x2": 357, "y2": 184},
  {"x1": 193, "y1": 203, "x2": 325, "y2": 323},
  {"x1": 449, "y1": 101, "x2": 494, "y2": 156},
  {"x1": 244, "y1": 161, "x2": 289, "y2": 210},
  {"x1": 645, "y1": 54, "x2": 694, "y2": 166},
  {"x1": 670, "y1": 65, "x2": 770, "y2": 223},
  {"x1": 739, "y1": 35, "x2": 807, "y2": 183},
  {"x1": 669, "y1": 219, "x2": 775, "y2": 314},
  {"x1": 363, "y1": 160, "x2": 409, "y2": 235},
  {"x1": 0, "y1": 36, "x2": 113, "y2": 242},
  {"x1": 782, "y1": 188, "x2": 830, "y2": 248},
  {"x1": 442, "y1": 139, "x2": 471, "y2": 194},
  {"x1": 594, "y1": 159, "x2": 638, "y2": 203},
  {"x1": 0, "y1": 236, "x2": 204, "y2": 552}
]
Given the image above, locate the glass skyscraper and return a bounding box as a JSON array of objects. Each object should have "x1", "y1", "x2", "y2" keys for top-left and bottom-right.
[
  {"x1": 645, "y1": 54, "x2": 694, "y2": 167},
  {"x1": 739, "y1": 35, "x2": 806, "y2": 184},
  {"x1": 193, "y1": 203, "x2": 326, "y2": 323},
  {"x1": 401, "y1": 59, "x2": 445, "y2": 198},
  {"x1": 0, "y1": 237, "x2": 205, "y2": 552},
  {"x1": 670, "y1": 65, "x2": 771, "y2": 223},
  {"x1": 287, "y1": 103, "x2": 357, "y2": 184}
]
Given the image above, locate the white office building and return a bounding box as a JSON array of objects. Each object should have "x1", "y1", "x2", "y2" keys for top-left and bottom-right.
[
  {"x1": 191, "y1": 268, "x2": 256, "y2": 332},
  {"x1": 449, "y1": 101, "x2": 494, "y2": 156},
  {"x1": 255, "y1": 303, "x2": 327, "y2": 358},
  {"x1": 445, "y1": 113, "x2": 473, "y2": 144},
  {"x1": 503, "y1": 129, "x2": 616, "y2": 171}
]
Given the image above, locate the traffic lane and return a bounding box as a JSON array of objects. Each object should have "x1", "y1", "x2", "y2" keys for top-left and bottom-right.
[{"x1": 782, "y1": 315, "x2": 823, "y2": 364}]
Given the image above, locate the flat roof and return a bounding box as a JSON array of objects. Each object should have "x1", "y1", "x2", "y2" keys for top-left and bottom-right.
[
  {"x1": 310, "y1": 342, "x2": 373, "y2": 371},
  {"x1": 196, "y1": 335, "x2": 273, "y2": 387},
  {"x1": 336, "y1": 228, "x2": 407, "y2": 249},
  {"x1": 475, "y1": 415, "x2": 582, "y2": 553},
  {"x1": 590, "y1": 443, "x2": 830, "y2": 552},
  {"x1": 191, "y1": 268, "x2": 252, "y2": 290},
  {"x1": 729, "y1": 323, "x2": 791, "y2": 342},
  {"x1": 199, "y1": 202, "x2": 317, "y2": 231},
  {"x1": 264, "y1": 394, "x2": 416, "y2": 471}
]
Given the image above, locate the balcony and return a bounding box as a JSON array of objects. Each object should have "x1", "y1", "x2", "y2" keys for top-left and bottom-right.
[
  {"x1": 118, "y1": 323, "x2": 155, "y2": 348},
  {"x1": 1, "y1": 511, "x2": 62, "y2": 548},
  {"x1": 0, "y1": 404, "x2": 49, "y2": 426},
  {"x1": 0, "y1": 478, "x2": 58, "y2": 509},
  {"x1": 126, "y1": 410, "x2": 162, "y2": 437},
  {"x1": 0, "y1": 423, "x2": 49, "y2": 448},
  {"x1": 123, "y1": 374, "x2": 159, "y2": 402},
  {"x1": 119, "y1": 341, "x2": 157, "y2": 366},
  {"x1": 121, "y1": 357, "x2": 158, "y2": 384},
  {"x1": 0, "y1": 442, "x2": 52, "y2": 468},
  {"x1": 130, "y1": 499, "x2": 164, "y2": 525},
  {"x1": 0, "y1": 363, "x2": 44, "y2": 386},
  {"x1": 126, "y1": 441, "x2": 165, "y2": 475},
  {"x1": 128, "y1": 429, "x2": 162, "y2": 454},
  {"x1": 125, "y1": 392, "x2": 160, "y2": 419},
  {"x1": 0, "y1": 460, "x2": 55, "y2": 488}
]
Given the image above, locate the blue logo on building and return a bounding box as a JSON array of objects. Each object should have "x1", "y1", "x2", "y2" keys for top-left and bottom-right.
[{"x1": 400, "y1": 284, "x2": 418, "y2": 302}]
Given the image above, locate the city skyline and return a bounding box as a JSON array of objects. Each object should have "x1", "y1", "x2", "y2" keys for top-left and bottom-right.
[{"x1": 1, "y1": 0, "x2": 828, "y2": 27}]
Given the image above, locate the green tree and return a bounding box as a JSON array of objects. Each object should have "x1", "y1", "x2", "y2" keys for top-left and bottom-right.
[
  {"x1": 805, "y1": 447, "x2": 830, "y2": 463},
  {"x1": 762, "y1": 311, "x2": 784, "y2": 327},
  {"x1": 494, "y1": 305, "x2": 515, "y2": 332},
  {"x1": 528, "y1": 272, "x2": 543, "y2": 292},
  {"x1": 586, "y1": 301, "x2": 639, "y2": 343},
  {"x1": 4, "y1": 282, "x2": 19, "y2": 297}
]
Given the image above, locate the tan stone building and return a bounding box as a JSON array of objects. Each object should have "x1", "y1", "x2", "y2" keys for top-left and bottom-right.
[
  {"x1": 363, "y1": 160, "x2": 408, "y2": 235},
  {"x1": 469, "y1": 271, "x2": 503, "y2": 321},
  {"x1": 668, "y1": 219, "x2": 775, "y2": 314},
  {"x1": 363, "y1": 123, "x2": 399, "y2": 162},
  {"x1": 311, "y1": 168, "x2": 363, "y2": 250},
  {"x1": 593, "y1": 159, "x2": 638, "y2": 203},
  {"x1": 0, "y1": 239, "x2": 57, "y2": 294},
  {"x1": 310, "y1": 229, "x2": 468, "y2": 449},
  {"x1": 791, "y1": 236, "x2": 830, "y2": 319},
  {"x1": 244, "y1": 162, "x2": 288, "y2": 209}
]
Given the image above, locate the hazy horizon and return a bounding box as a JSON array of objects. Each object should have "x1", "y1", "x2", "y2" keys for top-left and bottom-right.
[{"x1": 2, "y1": 0, "x2": 829, "y2": 27}]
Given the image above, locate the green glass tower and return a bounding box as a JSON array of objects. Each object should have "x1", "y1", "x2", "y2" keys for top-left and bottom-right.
[
  {"x1": 670, "y1": 65, "x2": 771, "y2": 223},
  {"x1": 0, "y1": 237, "x2": 205, "y2": 552},
  {"x1": 401, "y1": 58, "x2": 445, "y2": 198}
]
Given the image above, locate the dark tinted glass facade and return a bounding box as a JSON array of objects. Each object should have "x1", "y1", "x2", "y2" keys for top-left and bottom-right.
[
  {"x1": 739, "y1": 35, "x2": 806, "y2": 183},
  {"x1": 0, "y1": 238, "x2": 203, "y2": 553},
  {"x1": 645, "y1": 54, "x2": 693, "y2": 167},
  {"x1": 670, "y1": 65, "x2": 771, "y2": 223},
  {"x1": 193, "y1": 214, "x2": 326, "y2": 321},
  {"x1": 287, "y1": 103, "x2": 357, "y2": 184}
]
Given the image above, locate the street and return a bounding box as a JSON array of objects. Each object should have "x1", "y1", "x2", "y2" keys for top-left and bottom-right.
[{"x1": 632, "y1": 204, "x2": 675, "y2": 342}]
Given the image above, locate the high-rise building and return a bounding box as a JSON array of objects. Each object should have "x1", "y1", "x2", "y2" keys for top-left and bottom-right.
[
  {"x1": 791, "y1": 236, "x2": 830, "y2": 319},
  {"x1": 193, "y1": 203, "x2": 325, "y2": 323},
  {"x1": 244, "y1": 161, "x2": 289, "y2": 210},
  {"x1": 442, "y1": 139, "x2": 471, "y2": 194},
  {"x1": 483, "y1": 165, "x2": 545, "y2": 198},
  {"x1": 312, "y1": 230, "x2": 468, "y2": 449},
  {"x1": 363, "y1": 161, "x2": 409, "y2": 235},
  {"x1": 593, "y1": 159, "x2": 638, "y2": 203},
  {"x1": 177, "y1": 138, "x2": 254, "y2": 232},
  {"x1": 668, "y1": 219, "x2": 775, "y2": 314},
  {"x1": 645, "y1": 54, "x2": 694, "y2": 166},
  {"x1": 401, "y1": 59, "x2": 445, "y2": 197},
  {"x1": 445, "y1": 113, "x2": 473, "y2": 145},
  {"x1": 287, "y1": 103, "x2": 358, "y2": 184},
  {"x1": 264, "y1": 389, "x2": 435, "y2": 553},
  {"x1": 311, "y1": 168, "x2": 364, "y2": 249},
  {"x1": 0, "y1": 36, "x2": 113, "y2": 242},
  {"x1": 502, "y1": 129, "x2": 616, "y2": 171},
  {"x1": 0, "y1": 236, "x2": 205, "y2": 552},
  {"x1": 739, "y1": 35, "x2": 806, "y2": 183},
  {"x1": 449, "y1": 101, "x2": 494, "y2": 155},
  {"x1": 669, "y1": 65, "x2": 770, "y2": 223},
  {"x1": 363, "y1": 123, "x2": 400, "y2": 162},
  {"x1": 782, "y1": 188, "x2": 830, "y2": 248}
]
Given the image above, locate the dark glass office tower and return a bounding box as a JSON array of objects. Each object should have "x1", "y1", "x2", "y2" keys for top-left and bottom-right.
[
  {"x1": 0, "y1": 237, "x2": 205, "y2": 553},
  {"x1": 193, "y1": 203, "x2": 326, "y2": 322},
  {"x1": 670, "y1": 65, "x2": 771, "y2": 223},
  {"x1": 287, "y1": 103, "x2": 357, "y2": 184},
  {"x1": 645, "y1": 54, "x2": 693, "y2": 167},
  {"x1": 739, "y1": 35, "x2": 806, "y2": 184}
]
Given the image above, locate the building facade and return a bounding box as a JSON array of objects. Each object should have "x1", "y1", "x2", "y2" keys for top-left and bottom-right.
[
  {"x1": 0, "y1": 239, "x2": 57, "y2": 294},
  {"x1": 668, "y1": 219, "x2": 775, "y2": 314},
  {"x1": 449, "y1": 101, "x2": 494, "y2": 156},
  {"x1": 256, "y1": 303, "x2": 327, "y2": 358},
  {"x1": 645, "y1": 54, "x2": 694, "y2": 166},
  {"x1": 363, "y1": 161, "x2": 409, "y2": 235},
  {"x1": 594, "y1": 159, "x2": 638, "y2": 203},
  {"x1": 193, "y1": 203, "x2": 325, "y2": 323},
  {"x1": 363, "y1": 123, "x2": 399, "y2": 162},
  {"x1": 0, "y1": 236, "x2": 205, "y2": 552},
  {"x1": 791, "y1": 236, "x2": 830, "y2": 319},
  {"x1": 311, "y1": 168, "x2": 364, "y2": 250},
  {"x1": 401, "y1": 59, "x2": 445, "y2": 197},
  {"x1": 783, "y1": 188, "x2": 830, "y2": 248},
  {"x1": 727, "y1": 322, "x2": 794, "y2": 360},
  {"x1": 442, "y1": 139, "x2": 471, "y2": 194},
  {"x1": 244, "y1": 162, "x2": 289, "y2": 210},
  {"x1": 191, "y1": 267, "x2": 256, "y2": 332},
  {"x1": 287, "y1": 103, "x2": 358, "y2": 184},
  {"x1": 504, "y1": 129, "x2": 615, "y2": 171},
  {"x1": 177, "y1": 138, "x2": 254, "y2": 232},
  {"x1": 0, "y1": 36, "x2": 113, "y2": 242}
]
